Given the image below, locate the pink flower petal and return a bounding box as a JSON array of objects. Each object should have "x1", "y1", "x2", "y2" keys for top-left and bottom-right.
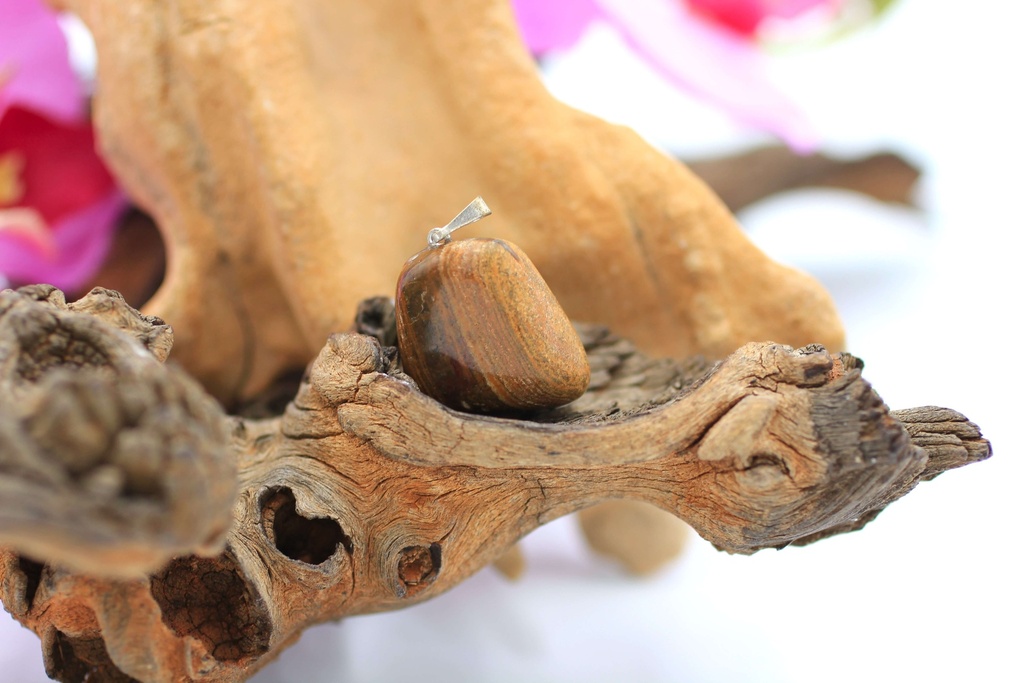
[
  {"x1": 511, "y1": 0, "x2": 602, "y2": 54},
  {"x1": 0, "y1": 187, "x2": 126, "y2": 290},
  {"x1": 595, "y1": 0, "x2": 818, "y2": 150},
  {"x1": 0, "y1": 0, "x2": 82, "y2": 122}
]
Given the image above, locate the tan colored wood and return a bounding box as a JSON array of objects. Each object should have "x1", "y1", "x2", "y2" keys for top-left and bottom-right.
[
  {"x1": 0, "y1": 289, "x2": 989, "y2": 682},
  {"x1": 578, "y1": 501, "x2": 689, "y2": 576},
  {"x1": 53, "y1": 0, "x2": 856, "y2": 594},
  {"x1": 491, "y1": 544, "x2": 527, "y2": 581},
  {"x1": 56, "y1": 0, "x2": 845, "y2": 405}
]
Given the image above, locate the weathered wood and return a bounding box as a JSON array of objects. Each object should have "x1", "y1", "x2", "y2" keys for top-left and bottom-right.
[
  {"x1": 688, "y1": 146, "x2": 923, "y2": 212},
  {"x1": 80, "y1": 144, "x2": 923, "y2": 325},
  {"x1": 60, "y1": 0, "x2": 845, "y2": 404},
  {"x1": 0, "y1": 286, "x2": 236, "y2": 578},
  {"x1": 0, "y1": 289, "x2": 990, "y2": 682}
]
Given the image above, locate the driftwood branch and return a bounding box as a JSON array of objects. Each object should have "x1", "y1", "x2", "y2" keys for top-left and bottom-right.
[
  {"x1": 0, "y1": 286, "x2": 235, "y2": 577},
  {"x1": 687, "y1": 145, "x2": 923, "y2": 213},
  {"x1": 0, "y1": 289, "x2": 989, "y2": 682}
]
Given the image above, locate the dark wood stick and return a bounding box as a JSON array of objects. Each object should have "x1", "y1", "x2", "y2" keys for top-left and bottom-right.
[{"x1": 688, "y1": 146, "x2": 923, "y2": 212}]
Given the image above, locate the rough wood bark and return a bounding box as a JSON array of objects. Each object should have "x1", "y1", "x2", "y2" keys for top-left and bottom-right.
[
  {"x1": 0, "y1": 286, "x2": 235, "y2": 577},
  {"x1": 0, "y1": 289, "x2": 989, "y2": 683}
]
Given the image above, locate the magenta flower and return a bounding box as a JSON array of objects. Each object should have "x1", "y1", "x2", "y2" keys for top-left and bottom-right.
[
  {"x1": 688, "y1": 0, "x2": 835, "y2": 37},
  {"x1": 512, "y1": 0, "x2": 843, "y2": 151},
  {"x1": 1, "y1": 0, "x2": 126, "y2": 291}
]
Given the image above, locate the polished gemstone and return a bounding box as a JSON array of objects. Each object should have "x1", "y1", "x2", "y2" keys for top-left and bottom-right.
[{"x1": 395, "y1": 238, "x2": 590, "y2": 414}]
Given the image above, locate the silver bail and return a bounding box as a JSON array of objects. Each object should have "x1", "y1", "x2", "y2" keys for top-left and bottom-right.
[{"x1": 427, "y1": 197, "x2": 492, "y2": 248}]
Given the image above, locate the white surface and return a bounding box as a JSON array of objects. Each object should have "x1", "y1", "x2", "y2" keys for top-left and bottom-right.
[{"x1": 3, "y1": 0, "x2": 1021, "y2": 681}]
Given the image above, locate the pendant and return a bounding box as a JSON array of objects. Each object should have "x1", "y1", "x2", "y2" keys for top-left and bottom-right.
[{"x1": 395, "y1": 198, "x2": 590, "y2": 414}]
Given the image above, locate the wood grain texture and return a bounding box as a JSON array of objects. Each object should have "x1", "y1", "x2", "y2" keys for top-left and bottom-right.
[
  {"x1": 396, "y1": 238, "x2": 589, "y2": 413},
  {"x1": 0, "y1": 291, "x2": 990, "y2": 682}
]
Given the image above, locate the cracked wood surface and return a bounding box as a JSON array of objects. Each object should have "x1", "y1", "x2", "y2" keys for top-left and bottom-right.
[
  {"x1": 0, "y1": 288, "x2": 989, "y2": 683},
  {"x1": 0, "y1": 286, "x2": 235, "y2": 578}
]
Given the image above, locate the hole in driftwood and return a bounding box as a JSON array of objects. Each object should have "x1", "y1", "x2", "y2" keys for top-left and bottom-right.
[
  {"x1": 150, "y1": 553, "x2": 271, "y2": 662},
  {"x1": 16, "y1": 556, "x2": 44, "y2": 613},
  {"x1": 353, "y1": 296, "x2": 397, "y2": 347},
  {"x1": 43, "y1": 628, "x2": 137, "y2": 683},
  {"x1": 396, "y1": 543, "x2": 442, "y2": 597},
  {"x1": 81, "y1": 207, "x2": 166, "y2": 310},
  {"x1": 746, "y1": 453, "x2": 790, "y2": 475},
  {"x1": 260, "y1": 487, "x2": 350, "y2": 564},
  {"x1": 230, "y1": 368, "x2": 305, "y2": 418}
]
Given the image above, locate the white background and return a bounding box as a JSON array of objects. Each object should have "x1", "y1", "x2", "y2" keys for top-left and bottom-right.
[{"x1": 2, "y1": 0, "x2": 1021, "y2": 681}]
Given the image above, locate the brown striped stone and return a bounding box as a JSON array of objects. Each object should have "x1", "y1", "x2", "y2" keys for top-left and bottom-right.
[{"x1": 395, "y1": 238, "x2": 589, "y2": 414}]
